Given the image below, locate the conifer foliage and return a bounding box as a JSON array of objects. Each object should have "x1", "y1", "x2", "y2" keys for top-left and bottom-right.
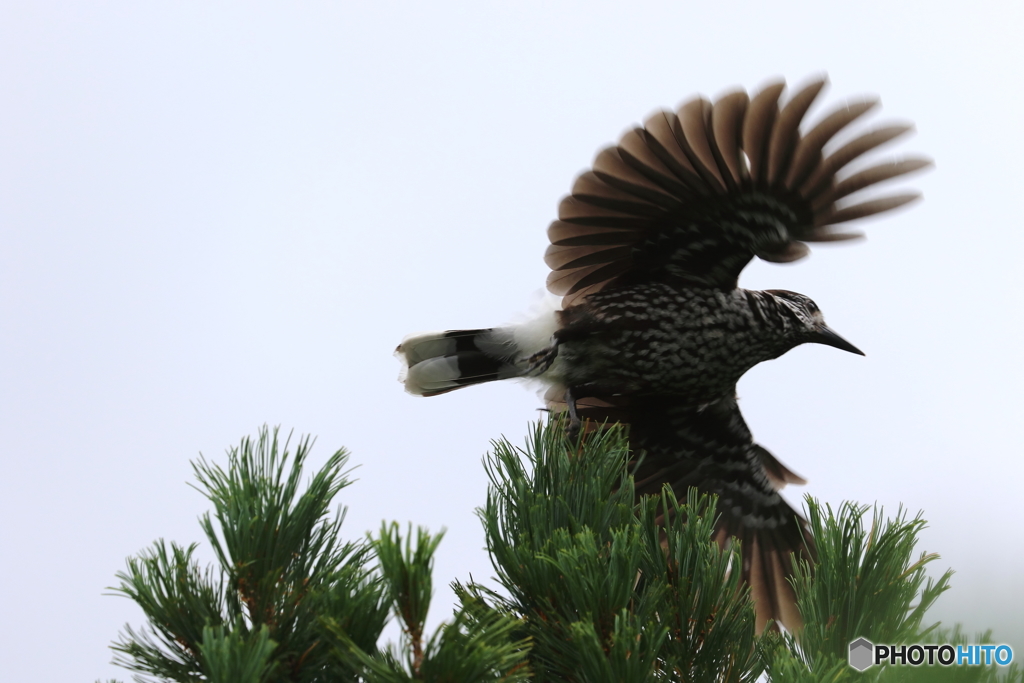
[
  {"x1": 107, "y1": 427, "x2": 534, "y2": 682},
  {"x1": 108, "y1": 428, "x2": 390, "y2": 682},
  {"x1": 471, "y1": 420, "x2": 762, "y2": 681},
  {"x1": 103, "y1": 421, "x2": 1021, "y2": 682}
]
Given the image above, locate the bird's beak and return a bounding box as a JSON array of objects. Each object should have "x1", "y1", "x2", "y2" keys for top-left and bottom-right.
[{"x1": 813, "y1": 325, "x2": 865, "y2": 356}]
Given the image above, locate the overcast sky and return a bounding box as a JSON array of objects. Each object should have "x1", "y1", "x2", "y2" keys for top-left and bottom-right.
[{"x1": 1, "y1": 1, "x2": 1022, "y2": 680}]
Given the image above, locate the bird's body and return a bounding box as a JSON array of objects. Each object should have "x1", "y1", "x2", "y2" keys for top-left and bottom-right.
[
  {"x1": 554, "y1": 284, "x2": 824, "y2": 403},
  {"x1": 396, "y1": 76, "x2": 928, "y2": 633}
]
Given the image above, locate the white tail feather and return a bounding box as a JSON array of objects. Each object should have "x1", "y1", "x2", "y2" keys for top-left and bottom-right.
[{"x1": 396, "y1": 306, "x2": 562, "y2": 396}]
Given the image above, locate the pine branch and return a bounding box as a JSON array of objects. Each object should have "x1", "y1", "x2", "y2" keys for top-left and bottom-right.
[
  {"x1": 326, "y1": 524, "x2": 532, "y2": 682},
  {"x1": 104, "y1": 420, "x2": 1020, "y2": 683},
  {"x1": 473, "y1": 416, "x2": 763, "y2": 682},
  {"x1": 108, "y1": 425, "x2": 388, "y2": 683},
  {"x1": 765, "y1": 499, "x2": 1021, "y2": 682}
]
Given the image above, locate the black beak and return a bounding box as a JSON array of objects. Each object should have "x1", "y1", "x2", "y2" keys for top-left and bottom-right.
[{"x1": 813, "y1": 325, "x2": 865, "y2": 356}]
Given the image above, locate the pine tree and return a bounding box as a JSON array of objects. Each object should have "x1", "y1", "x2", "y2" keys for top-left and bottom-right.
[
  {"x1": 101, "y1": 420, "x2": 1021, "y2": 682},
  {"x1": 466, "y1": 419, "x2": 762, "y2": 681},
  {"x1": 104, "y1": 427, "x2": 528, "y2": 682}
]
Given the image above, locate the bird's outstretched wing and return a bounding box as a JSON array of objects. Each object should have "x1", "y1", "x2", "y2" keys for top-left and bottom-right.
[
  {"x1": 626, "y1": 394, "x2": 814, "y2": 634},
  {"x1": 545, "y1": 76, "x2": 931, "y2": 306}
]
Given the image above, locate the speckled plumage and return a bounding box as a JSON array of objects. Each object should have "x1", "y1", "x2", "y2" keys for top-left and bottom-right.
[
  {"x1": 628, "y1": 394, "x2": 814, "y2": 633},
  {"x1": 396, "y1": 76, "x2": 927, "y2": 634},
  {"x1": 553, "y1": 283, "x2": 811, "y2": 403}
]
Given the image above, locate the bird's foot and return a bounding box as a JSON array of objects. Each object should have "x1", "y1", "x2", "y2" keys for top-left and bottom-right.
[
  {"x1": 566, "y1": 415, "x2": 582, "y2": 442},
  {"x1": 564, "y1": 386, "x2": 582, "y2": 442},
  {"x1": 525, "y1": 345, "x2": 558, "y2": 376}
]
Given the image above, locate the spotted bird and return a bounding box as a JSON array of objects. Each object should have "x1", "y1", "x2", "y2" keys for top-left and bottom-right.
[{"x1": 396, "y1": 76, "x2": 929, "y2": 633}]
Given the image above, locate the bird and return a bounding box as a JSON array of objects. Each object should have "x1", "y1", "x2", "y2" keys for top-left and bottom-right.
[{"x1": 395, "y1": 75, "x2": 929, "y2": 633}]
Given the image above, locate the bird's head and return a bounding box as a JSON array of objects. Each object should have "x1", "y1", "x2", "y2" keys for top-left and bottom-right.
[{"x1": 766, "y1": 289, "x2": 865, "y2": 356}]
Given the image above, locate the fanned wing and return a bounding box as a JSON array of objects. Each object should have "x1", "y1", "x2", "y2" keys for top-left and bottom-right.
[
  {"x1": 545, "y1": 76, "x2": 931, "y2": 306},
  {"x1": 626, "y1": 394, "x2": 815, "y2": 634}
]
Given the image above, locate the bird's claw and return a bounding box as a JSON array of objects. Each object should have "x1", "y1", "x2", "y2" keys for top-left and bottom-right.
[
  {"x1": 526, "y1": 345, "x2": 558, "y2": 376},
  {"x1": 564, "y1": 386, "x2": 583, "y2": 442},
  {"x1": 566, "y1": 415, "x2": 582, "y2": 442}
]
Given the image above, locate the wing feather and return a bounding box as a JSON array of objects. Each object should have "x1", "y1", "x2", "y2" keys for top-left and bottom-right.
[
  {"x1": 815, "y1": 192, "x2": 922, "y2": 226},
  {"x1": 801, "y1": 124, "x2": 915, "y2": 201},
  {"x1": 678, "y1": 97, "x2": 728, "y2": 191},
  {"x1": 618, "y1": 128, "x2": 695, "y2": 196},
  {"x1": 544, "y1": 77, "x2": 928, "y2": 306},
  {"x1": 543, "y1": 243, "x2": 633, "y2": 270},
  {"x1": 592, "y1": 147, "x2": 682, "y2": 207},
  {"x1": 711, "y1": 90, "x2": 750, "y2": 185},
  {"x1": 622, "y1": 394, "x2": 816, "y2": 634},
  {"x1": 784, "y1": 98, "x2": 879, "y2": 188},
  {"x1": 742, "y1": 80, "x2": 786, "y2": 183},
  {"x1": 570, "y1": 171, "x2": 664, "y2": 215},
  {"x1": 767, "y1": 76, "x2": 828, "y2": 185},
  {"x1": 557, "y1": 196, "x2": 658, "y2": 228},
  {"x1": 641, "y1": 111, "x2": 707, "y2": 188},
  {"x1": 814, "y1": 157, "x2": 933, "y2": 208},
  {"x1": 547, "y1": 220, "x2": 637, "y2": 246}
]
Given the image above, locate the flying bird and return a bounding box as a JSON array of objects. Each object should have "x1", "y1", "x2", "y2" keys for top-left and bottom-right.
[{"x1": 396, "y1": 76, "x2": 929, "y2": 633}]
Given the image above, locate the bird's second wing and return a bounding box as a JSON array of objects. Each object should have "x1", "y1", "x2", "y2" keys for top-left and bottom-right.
[
  {"x1": 545, "y1": 76, "x2": 931, "y2": 306},
  {"x1": 626, "y1": 394, "x2": 815, "y2": 634}
]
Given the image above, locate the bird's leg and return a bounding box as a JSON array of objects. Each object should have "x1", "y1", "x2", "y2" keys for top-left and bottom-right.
[
  {"x1": 526, "y1": 323, "x2": 597, "y2": 377},
  {"x1": 525, "y1": 338, "x2": 559, "y2": 376},
  {"x1": 565, "y1": 387, "x2": 583, "y2": 441},
  {"x1": 564, "y1": 385, "x2": 599, "y2": 442},
  {"x1": 563, "y1": 381, "x2": 625, "y2": 441}
]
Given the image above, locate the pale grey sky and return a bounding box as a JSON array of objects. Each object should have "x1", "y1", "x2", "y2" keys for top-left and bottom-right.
[{"x1": 1, "y1": 1, "x2": 1022, "y2": 680}]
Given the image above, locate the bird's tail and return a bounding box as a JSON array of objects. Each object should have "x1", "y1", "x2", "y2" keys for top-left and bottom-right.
[{"x1": 397, "y1": 310, "x2": 560, "y2": 396}]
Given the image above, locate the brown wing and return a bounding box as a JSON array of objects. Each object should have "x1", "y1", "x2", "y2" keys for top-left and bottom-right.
[
  {"x1": 626, "y1": 394, "x2": 815, "y2": 634},
  {"x1": 545, "y1": 76, "x2": 931, "y2": 306}
]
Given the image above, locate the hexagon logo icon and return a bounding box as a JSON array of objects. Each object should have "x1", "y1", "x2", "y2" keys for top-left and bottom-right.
[{"x1": 849, "y1": 638, "x2": 875, "y2": 671}]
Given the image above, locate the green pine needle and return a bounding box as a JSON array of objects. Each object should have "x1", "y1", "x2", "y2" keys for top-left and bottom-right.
[{"x1": 105, "y1": 420, "x2": 1019, "y2": 683}]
